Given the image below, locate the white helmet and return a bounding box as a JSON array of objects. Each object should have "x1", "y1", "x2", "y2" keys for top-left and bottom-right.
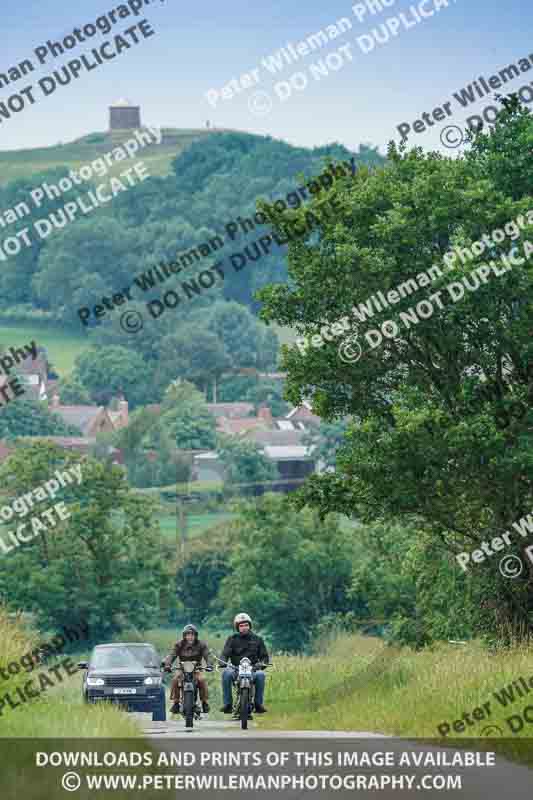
[{"x1": 234, "y1": 612, "x2": 252, "y2": 631}]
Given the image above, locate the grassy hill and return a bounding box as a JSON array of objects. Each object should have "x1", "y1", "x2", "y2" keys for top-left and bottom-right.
[
  {"x1": 0, "y1": 321, "x2": 87, "y2": 375},
  {"x1": 0, "y1": 127, "x2": 221, "y2": 184}
]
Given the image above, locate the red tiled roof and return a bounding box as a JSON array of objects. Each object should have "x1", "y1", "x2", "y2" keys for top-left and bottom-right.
[
  {"x1": 217, "y1": 418, "x2": 271, "y2": 435},
  {"x1": 207, "y1": 402, "x2": 254, "y2": 419},
  {"x1": 246, "y1": 429, "x2": 305, "y2": 446},
  {"x1": 51, "y1": 405, "x2": 105, "y2": 435}
]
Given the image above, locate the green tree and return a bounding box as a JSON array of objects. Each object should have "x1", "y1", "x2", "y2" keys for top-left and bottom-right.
[
  {"x1": 0, "y1": 396, "x2": 81, "y2": 440},
  {"x1": 302, "y1": 419, "x2": 350, "y2": 471},
  {"x1": 157, "y1": 328, "x2": 231, "y2": 396},
  {"x1": 216, "y1": 434, "x2": 278, "y2": 488},
  {"x1": 259, "y1": 101, "x2": 533, "y2": 640},
  {"x1": 158, "y1": 380, "x2": 217, "y2": 450},
  {"x1": 32, "y1": 218, "x2": 143, "y2": 324},
  {"x1": 0, "y1": 442, "x2": 167, "y2": 638},
  {"x1": 55, "y1": 375, "x2": 91, "y2": 404},
  {"x1": 73, "y1": 346, "x2": 148, "y2": 407},
  {"x1": 205, "y1": 301, "x2": 274, "y2": 370},
  {"x1": 217, "y1": 496, "x2": 354, "y2": 651},
  {"x1": 243, "y1": 379, "x2": 289, "y2": 417},
  {"x1": 175, "y1": 525, "x2": 233, "y2": 622}
]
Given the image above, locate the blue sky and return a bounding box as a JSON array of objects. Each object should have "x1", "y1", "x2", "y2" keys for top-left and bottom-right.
[{"x1": 1, "y1": 0, "x2": 532, "y2": 155}]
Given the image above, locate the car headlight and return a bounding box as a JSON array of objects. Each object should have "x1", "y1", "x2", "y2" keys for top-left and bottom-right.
[
  {"x1": 144, "y1": 677, "x2": 162, "y2": 686},
  {"x1": 87, "y1": 677, "x2": 105, "y2": 687}
]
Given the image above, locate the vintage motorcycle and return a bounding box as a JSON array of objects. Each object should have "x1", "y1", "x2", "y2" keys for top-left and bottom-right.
[
  {"x1": 212, "y1": 652, "x2": 270, "y2": 730},
  {"x1": 165, "y1": 661, "x2": 213, "y2": 729}
]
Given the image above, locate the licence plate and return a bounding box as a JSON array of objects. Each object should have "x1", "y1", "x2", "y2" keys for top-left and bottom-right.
[{"x1": 113, "y1": 688, "x2": 137, "y2": 695}]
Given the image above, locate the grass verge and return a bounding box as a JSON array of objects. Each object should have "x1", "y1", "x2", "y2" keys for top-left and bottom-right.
[{"x1": 257, "y1": 631, "x2": 533, "y2": 767}]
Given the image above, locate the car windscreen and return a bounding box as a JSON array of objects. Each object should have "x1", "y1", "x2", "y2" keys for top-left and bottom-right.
[{"x1": 89, "y1": 646, "x2": 158, "y2": 670}]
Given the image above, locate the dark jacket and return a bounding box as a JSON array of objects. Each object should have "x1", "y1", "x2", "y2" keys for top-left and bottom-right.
[
  {"x1": 221, "y1": 632, "x2": 269, "y2": 667},
  {"x1": 164, "y1": 638, "x2": 211, "y2": 669}
]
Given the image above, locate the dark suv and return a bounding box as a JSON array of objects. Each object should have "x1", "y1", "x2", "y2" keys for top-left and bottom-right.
[{"x1": 78, "y1": 643, "x2": 166, "y2": 721}]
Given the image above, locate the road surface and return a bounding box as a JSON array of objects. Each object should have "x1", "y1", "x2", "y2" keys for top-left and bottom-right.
[
  {"x1": 135, "y1": 711, "x2": 384, "y2": 738},
  {"x1": 133, "y1": 711, "x2": 533, "y2": 798}
]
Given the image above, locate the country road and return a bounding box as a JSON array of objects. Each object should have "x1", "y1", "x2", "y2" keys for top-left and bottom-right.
[
  {"x1": 136, "y1": 711, "x2": 385, "y2": 738},
  {"x1": 132, "y1": 712, "x2": 533, "y2": 799}
]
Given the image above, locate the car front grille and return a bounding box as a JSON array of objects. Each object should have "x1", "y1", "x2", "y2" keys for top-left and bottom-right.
[{"x1": 101, "y1": 675, "x2": 146, "y2": 687}]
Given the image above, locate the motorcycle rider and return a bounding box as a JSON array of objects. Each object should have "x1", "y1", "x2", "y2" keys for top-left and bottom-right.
[
  {"x1": 220, "y1": 612, "x2": 269, "y2": 714},
  {"x1": 163, "y1": 624, "x2": 213, "y2": 715}
]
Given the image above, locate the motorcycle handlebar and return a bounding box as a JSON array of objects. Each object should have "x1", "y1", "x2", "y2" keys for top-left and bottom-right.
[
  {"x1": 164, "y1": 665, "x2": 213, "y2": 674},
  {"x1": 212, "y1": 658, "x2": 271, "y2": 670}
]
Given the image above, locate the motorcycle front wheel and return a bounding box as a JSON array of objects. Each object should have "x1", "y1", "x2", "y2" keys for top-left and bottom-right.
[
  {"x1": 183, "y1": 690, "x2": 194, "y2": 728},
  {"x1": 240, "y1": 687, "x2": 250, "y2": 730}
]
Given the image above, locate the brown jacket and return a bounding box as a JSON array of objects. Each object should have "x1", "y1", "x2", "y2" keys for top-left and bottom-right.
[{"x1": 164, "y1": 639, "x2": 211, "y2": 669}]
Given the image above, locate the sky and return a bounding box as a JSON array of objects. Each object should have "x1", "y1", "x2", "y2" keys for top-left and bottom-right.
[{"x1": 1, "y1": 0, "x2": 532, "y2": 156}]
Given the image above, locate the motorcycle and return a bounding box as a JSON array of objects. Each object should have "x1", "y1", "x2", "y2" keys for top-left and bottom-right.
[
  {"x1": 211, "y1": 652, "x2": 270, "y2": 730},
  {"x1": 163, "y1": 661, "x2": 213, "y2": 729}
]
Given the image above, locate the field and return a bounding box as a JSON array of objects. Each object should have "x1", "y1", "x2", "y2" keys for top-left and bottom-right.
[
  {"x1": 0, "y1": 320, "x2": 88, "y2": 376},
  {"x1": 263, "y1": 631, "x2": 533, "y2": 765},
  {"x1": 0, "y1": 128, "x2": 216, "y2": 185},
  {"x1": 157, "y1": 511, "x2": 235, "y2": 541}
]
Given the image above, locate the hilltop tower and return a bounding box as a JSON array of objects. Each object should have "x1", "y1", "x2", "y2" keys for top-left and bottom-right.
[{"x1": 109, "y1": 99, "x2": 141, "y2": 130}]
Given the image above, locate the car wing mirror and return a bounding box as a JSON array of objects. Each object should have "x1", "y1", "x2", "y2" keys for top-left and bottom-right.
[{"x1": 77, "y1": 661, "x2": 88, "y2": 670}]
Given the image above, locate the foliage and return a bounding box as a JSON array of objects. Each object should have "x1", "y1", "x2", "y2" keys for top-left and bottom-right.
[
  {"x1": 216, "y1": 434, "x2": 278, "y2": 487},
  {"x1": 72, "y1": 346, "x2": 149, "y2": 407},
  {"x1": 0, "y1": 442, "x2": 167, "y2": 640},
  {"x1": 174, "y1": 525, "x2": 234, "y2": 622},
  {"x1": 1, "y1": 131, "x2": 380, "y2": 352},
  {"x1": 259, "y1": 101, "x2": 533, "y2": 640},
  {"x1": 157, "y1": 380, "x2": 217, "y2": 450},
  {"x1": 156, "y1": 327, "x2": 231, "y2": 395},
  {"x1": 0, "y1": 396, "x2": 81, "y2": 440},
  {"x1": 216, "y1": 495, "x2": 354, "y2": 651},
  {"x1": 128, "y1": 429, "x2": 191, "y2": 489},
  {"x1": 302, "y1": 419, "x2": 351, "y2": 470},
  {"x1": 55, "y1": 375, "x2": 91, "y2": 404},
  {"x1": 243, "y1": 379, "x2": 289, "y2": 417}
]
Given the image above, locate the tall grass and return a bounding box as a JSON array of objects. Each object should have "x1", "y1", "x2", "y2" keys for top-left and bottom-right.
[
  {"x1": 0, "y1": 607, "x2": 141, "y2": 738},
  {"x1": 258, "y1": 631, "x2": 533, "y2": 765},
  {"x1": 0, "y1": 609, "x2": 176, "y2": 798}
]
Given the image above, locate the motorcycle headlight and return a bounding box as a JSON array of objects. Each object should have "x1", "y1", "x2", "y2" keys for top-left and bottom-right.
[
  {"x1": 87, "y1": 677, "x2": 105, "y2": 687},
  {"x1": 144, "y1": 677, "x2": 162, "y2": 686}
]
